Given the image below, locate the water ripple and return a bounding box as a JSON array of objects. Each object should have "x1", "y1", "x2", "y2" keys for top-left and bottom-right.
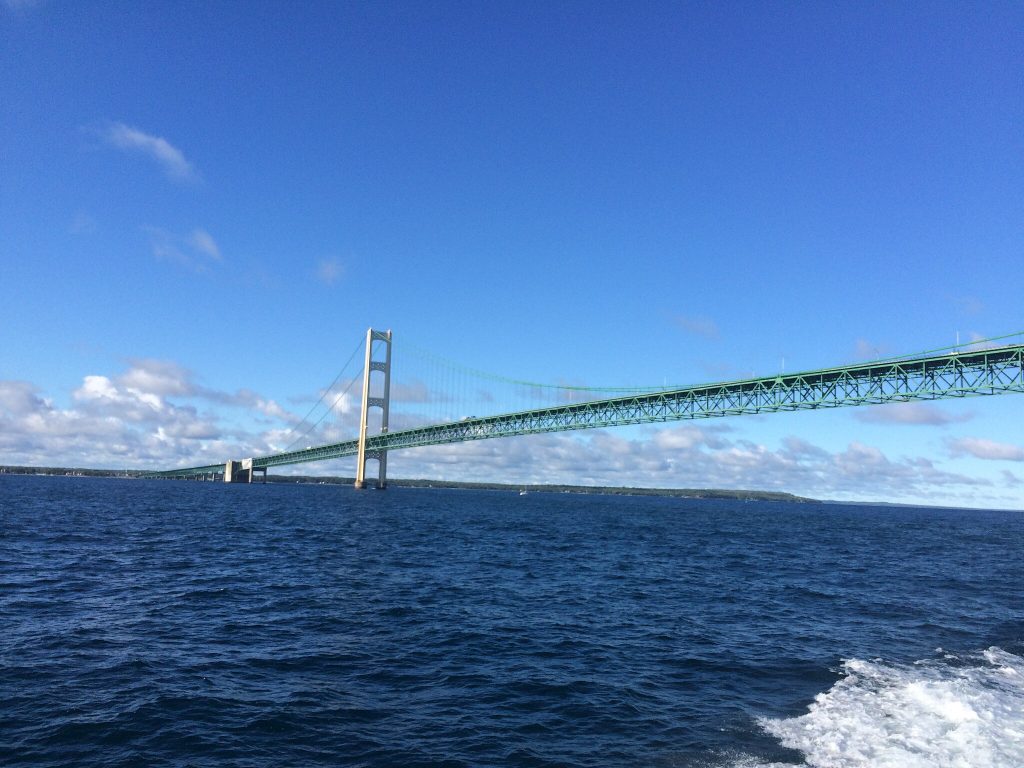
[{"x1": 1, "y1": 476, "x2": 1022, "y2": 766}]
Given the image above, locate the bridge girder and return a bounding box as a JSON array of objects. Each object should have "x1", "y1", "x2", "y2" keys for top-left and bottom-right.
[{"x1": 144, "y1": 344, "x2": 1024, "y2": 479}]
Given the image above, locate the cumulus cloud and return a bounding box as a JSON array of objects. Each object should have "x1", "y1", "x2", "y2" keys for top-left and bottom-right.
[
  {"x1": 381, "y1": 424, "x2": 990, "y2": 506},
  {"x1": 117, "y1": 358, "x2": 196, "y2": 397},
  {"x1": 948, "y1": 437, "x2": 1024, "y2": 462},
  {"x1": 1, "y1": 379, "x2": 208, "y2": 467},
  {"x1": 651, "y1": 425, "x2": 727, "y2": 451},
  {"x1": 74, "y1": 374, "x2": 165, "y2": 422},
  {"x1": 102, "y1": 122, "x2": 199, "y2": 181},
  {"x1": 0, "y1": 360, "x2": 302, "y2": 469},
  {"x1": 0, "y1": 381, "x2": 47, "y2": 413},
  {"x1": 780, "y1": 435, "x2": 830, "y2": 460},
  {"x1": 231, "y1": 389, "x2": 295, "y2": 421},
  {"x1": 123, "y1": 362, "x2": 297, "y2": 424},
  {"x1": 854, "y1": 402, "x2": 971, "y2": 426}
]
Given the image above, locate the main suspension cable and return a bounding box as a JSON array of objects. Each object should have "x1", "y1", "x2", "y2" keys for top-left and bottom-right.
[{"x1": 279, "y1": 336, "x2": 365, "y2": 449}]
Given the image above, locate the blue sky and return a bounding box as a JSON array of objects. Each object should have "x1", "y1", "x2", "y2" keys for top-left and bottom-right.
[{"x1": 2, "y1": 1, "x2": 1023, "y2": 507}]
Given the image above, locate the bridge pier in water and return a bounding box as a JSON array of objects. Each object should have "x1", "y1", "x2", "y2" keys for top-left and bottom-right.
[
  {"x1": 355, "y1": 328, "x2": 392, "y2": 490},
  {"x1": 224, "y1": 458, "x2": 267, "y2": 484}
]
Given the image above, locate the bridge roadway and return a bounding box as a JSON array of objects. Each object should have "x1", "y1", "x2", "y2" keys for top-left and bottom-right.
[{"x1": 148, "y1": 343, "x2": 1024, "y2": 479}]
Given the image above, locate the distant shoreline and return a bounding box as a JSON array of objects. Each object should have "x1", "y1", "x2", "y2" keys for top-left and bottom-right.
[{"x1": 0, "y1": 465, "x2": 814, "y2": 503}]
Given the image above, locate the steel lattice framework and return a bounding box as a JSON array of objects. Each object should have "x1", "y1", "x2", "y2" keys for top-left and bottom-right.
[{"x1": 148, "y1": 344, "x2": 1024, "y2": 479}]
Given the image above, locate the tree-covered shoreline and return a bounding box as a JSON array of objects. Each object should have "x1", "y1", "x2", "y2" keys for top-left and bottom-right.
[{"x1": 0, "y1": 465, "x2": 814, "y2": 503}]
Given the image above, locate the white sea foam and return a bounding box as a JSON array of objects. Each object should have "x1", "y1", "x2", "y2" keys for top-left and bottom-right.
[{"x1": 737, "y1": 647, "x2": 1024, "y2": 768}]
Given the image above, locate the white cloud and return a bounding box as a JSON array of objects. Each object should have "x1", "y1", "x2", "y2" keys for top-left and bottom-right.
[
  {"x1": 854, "y1": 402, "x2": 971, "y2": 426},
  {"x1": 0, "y1": 381, "x2": 46, "y2": 413},
  {"x1": 146, "y1": 227, "x2": 223, "y2": 272},
  {"x1": 74, "y1": 374, "x2": 163, "y2": 418},
  {"x1": 0, "y1": 379, "x2": 185, "y2": 466},
  {"x1": 652, "y1": 425, "x2": 723, "y2": 450},
  {"x1": 219, "y1": 394, "x2": 299, "y2": 428},
  {"x1": 188, "y1": 229, "x2": 221, "y2": 260},
  {"x1": 118, "y1": 358, "x2": 195, "y2": 397},
  {"x1": 383, "y1": 425, "x2": 989, "y2": 506},
  {"x1": 780, "y1": 435, "x2": 830, "y2": 460},
  {"x1": 103, "y1": 122, "x2": 199, "y2": 181},
  {"x1": 317, "y1": 258, "x2": 344, "y2": 286},
  {"x1": 0, "y1": 360, "x2": 305, "y2": 469},
  {"x1": 948, "y1": 437, "x2": 1024, "y2": 462}
]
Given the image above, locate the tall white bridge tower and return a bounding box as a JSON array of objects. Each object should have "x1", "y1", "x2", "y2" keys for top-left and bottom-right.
[{"x1": 354, "y1": 328, "x2": 392, "y2": 489}]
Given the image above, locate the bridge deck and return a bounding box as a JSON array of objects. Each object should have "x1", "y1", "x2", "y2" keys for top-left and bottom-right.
[{"x1": 147, "y1": 344, "x2": 1024, "y2": 479}]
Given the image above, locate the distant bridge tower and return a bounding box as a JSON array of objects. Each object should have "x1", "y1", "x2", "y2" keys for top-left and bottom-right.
[{"x1": 355, "y1": 328, "x2": 392, "y2": 489}]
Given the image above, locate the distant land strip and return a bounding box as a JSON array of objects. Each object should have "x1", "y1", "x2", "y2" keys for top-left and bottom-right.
[{"x1": 0, "y1": 465, "x2": 814, "y2": 503}]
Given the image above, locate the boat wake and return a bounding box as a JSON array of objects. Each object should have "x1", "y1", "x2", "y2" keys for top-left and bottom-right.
[{"x1": 736, "y1": 646, "x2": 1024, "y2": 768}]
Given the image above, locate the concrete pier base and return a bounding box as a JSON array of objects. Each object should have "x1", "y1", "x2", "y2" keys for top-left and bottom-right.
[
  {"x1": 224, "y1": 458, "x2": 266, "y2": 483},
  {"x1": 224, "y1": 460, "x2": 246, "y2": 483}
]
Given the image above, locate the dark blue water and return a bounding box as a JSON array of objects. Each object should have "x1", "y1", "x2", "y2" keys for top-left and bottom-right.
[{"x1": 2, "y1": 476, "x2": 1022, "y2": 767}]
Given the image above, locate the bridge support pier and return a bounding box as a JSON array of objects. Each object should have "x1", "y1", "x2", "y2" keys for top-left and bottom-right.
[
  {"x1": 224, "y1": 458, "x2": 266, "y2": 483},
  {"x1": 224, "y1": 460, "x2": 247, "y2": 483},
  {"x1": 355, "y1": 328, "x2": 392, "y2": 490}
]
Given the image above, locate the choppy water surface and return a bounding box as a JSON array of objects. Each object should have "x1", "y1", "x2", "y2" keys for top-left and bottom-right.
[{"x1": 1, "y1": 475, "x2": 1022, "y2": 767}]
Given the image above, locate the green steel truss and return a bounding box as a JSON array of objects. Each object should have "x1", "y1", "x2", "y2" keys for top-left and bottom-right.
[{"x1": 148, "y1": 344, "x2": 1024, "y2": 479}]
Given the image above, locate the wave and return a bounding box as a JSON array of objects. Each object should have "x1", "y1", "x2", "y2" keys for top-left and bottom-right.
[{"x1": 737, "y1": 647, "x2": 1024, "y2": 768}]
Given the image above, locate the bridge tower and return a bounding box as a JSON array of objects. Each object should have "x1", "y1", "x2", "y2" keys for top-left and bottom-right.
[{"x1": 354, "y1": 328, "x2": 392, "y2": 489}]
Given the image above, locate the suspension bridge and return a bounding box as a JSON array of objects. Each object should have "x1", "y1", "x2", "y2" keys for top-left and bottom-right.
[{"x1": 144, "y1": 328, "x2": 1024, "y2": 486}]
